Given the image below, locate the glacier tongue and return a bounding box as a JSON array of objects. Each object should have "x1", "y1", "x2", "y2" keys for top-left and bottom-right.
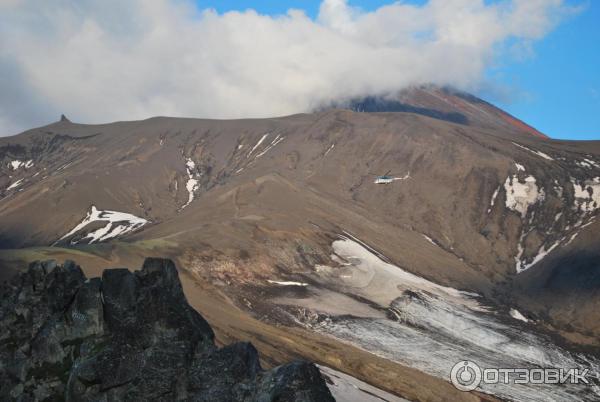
[{"x1": 298, "y1": 237, "x2": 600, "y2": 401}]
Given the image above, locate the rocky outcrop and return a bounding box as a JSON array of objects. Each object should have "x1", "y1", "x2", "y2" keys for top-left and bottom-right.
[{"x1": 0, "y1": 258, "x2": 335, "y2": 401}]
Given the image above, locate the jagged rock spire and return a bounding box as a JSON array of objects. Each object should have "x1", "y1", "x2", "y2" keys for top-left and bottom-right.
[
  {"x1": 60, "y1": 114, "x2": 70, "y2": 122},
  {"x1": 0, "y1": 258, "x2": 334, "y2": 401}
]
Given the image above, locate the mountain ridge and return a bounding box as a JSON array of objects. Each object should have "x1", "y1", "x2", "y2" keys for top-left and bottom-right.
[
  {"x1": 1, "y1": 89, "x2": 600, "y2": 401},
  {"x1": 322, "y1": 85, "x2": 549, "y2": 139}
]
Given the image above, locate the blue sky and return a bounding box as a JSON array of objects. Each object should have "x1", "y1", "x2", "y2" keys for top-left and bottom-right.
[
  {"x1": 196, "y1": 0, "x2": 599, "y2": 140},
  {"x1": 490, "y1": 2, "x2": 600, "y2": 140},
  {"x1": 195, "y1": 0, "x2": 405, "y2": 18}
]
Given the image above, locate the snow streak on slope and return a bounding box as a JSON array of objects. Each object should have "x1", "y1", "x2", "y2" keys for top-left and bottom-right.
[
  {"x1": 56, "y1": 205, "x2": 148, "y2": 244},
  {"x1": 516, "y1": 240, "x2": 561, "y2": 273},
  {"x1": 422, "y1": 234, "x2": 437, "y2": 247},
  {"x1": 248, "y1": 133, "x2": 269, "y2": 157},
  {"x1": 510, "y1": 308, "x2": 529, "y2": 323},
  {"x1": 254, "y1": 134, "x2": 285, "y2": 159},
  {"x1": 296, "y1": 238, "x2": 600, "y2": 401},
  {"x1": 6, "y1": 179, "x2": 23, "y2": 190},
  {"x1": 512, "y1": 142, "x2": 554, "y2": 161},
  {"x1": 182, "y1": 158, "x2": 199, "y2": 210},
  {"x1": 267, "y1": 280, "x2": 308, "y2": 287},
  {"x1": 487, "y1": 186, "x2": 500, "y2": 213}
]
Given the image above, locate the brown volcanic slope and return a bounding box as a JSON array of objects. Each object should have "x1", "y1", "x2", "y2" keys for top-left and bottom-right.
[
  {"x1": 1, "y1": 108, "x2": 600, "y2": 327},
  {"x1": 334, "y1": 86, "x2": 548, "y2": 138},
  {"x1": 0, "y1": 96, "x2": 600, "y2": 398}
]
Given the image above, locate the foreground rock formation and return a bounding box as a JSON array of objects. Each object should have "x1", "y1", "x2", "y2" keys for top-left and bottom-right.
[{"x1": 0, "y1": 258, "x2": 335, "y2": 401}]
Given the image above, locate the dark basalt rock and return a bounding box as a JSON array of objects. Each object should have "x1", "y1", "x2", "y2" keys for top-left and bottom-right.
[{"x1": 0, "y1": 258, "x2": 335, "y2": 401}]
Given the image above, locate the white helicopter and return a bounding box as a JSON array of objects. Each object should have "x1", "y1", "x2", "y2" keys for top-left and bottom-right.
[{"x1": 371, "y1": 170, "x2": 410, "y2": 184}]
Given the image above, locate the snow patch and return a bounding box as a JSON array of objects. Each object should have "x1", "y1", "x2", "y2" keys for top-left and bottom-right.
[
  {"x1": 487, "y1": 186, "x2": 500, "y2": 213},
  {"x1": 7, "y1": 179, "x2": 23, "y2": 190},
  {"x1": 504, "y1": 175, "x2": 544, "y2": 217},
  {"x1": 514, "y1": 162, "x2": 525, "y2": 171},
  {"x1": 553, "y1": 180, "x2": 563, "y2": 197},
  {"x1": 267, "y1": 280, "x2": 308, "y2": 287},
  {"x1": 509, "y1": 309, "x2": 529, "y2": 323},
  {"x1": 576, "y1": 158, "x2": 600, "y2": 169},
  {"x1": 584, "y1": 158, "x2": 600, "y2": 168},
  {"x1": 422, "y1": 234, "x2": 437, "y2": 246},
  {"x1": 56, "y1": 205, "x2": 148, "y2": 244},
  {"x1": 9, "y1": 161, "x2": 22, "y2": 170},
  {"x1": 571, "y1": 177, "x2": 600, "y2": 213},
  {"x1": 8, "y1": 160, "x2": 34, "y2": 170},
  {"x1": 181, "y1": 158, "x2": 200, "y2": 210},
  {"x1": 324, "y1": 144, "x2": 335, "y2": 156},
  {"x1": 332, "y1": 237, "x2": 480, "y2": 307},
  {"x1": 565, "y1": 232, "x2": 579, "y2": 246},
  {"x1": 319, "y1": 365, "x2": 408, "y2": 402},
  {"x1": 512, "y1": 142, "x2": 554, "y2": 161},
  {"x1": 582, "y1": 218, "x2": 596, "y2": 229}
]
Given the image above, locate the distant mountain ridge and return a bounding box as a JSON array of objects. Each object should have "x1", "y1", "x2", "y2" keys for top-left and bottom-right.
[{"x1": 326, "y1": 85, "x2": 548, "y2": 139}]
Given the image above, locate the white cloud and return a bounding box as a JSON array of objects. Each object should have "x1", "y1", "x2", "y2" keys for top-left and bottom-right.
[{"x1": 0, "y1": 0, "x2": 573, "y2": 135}]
